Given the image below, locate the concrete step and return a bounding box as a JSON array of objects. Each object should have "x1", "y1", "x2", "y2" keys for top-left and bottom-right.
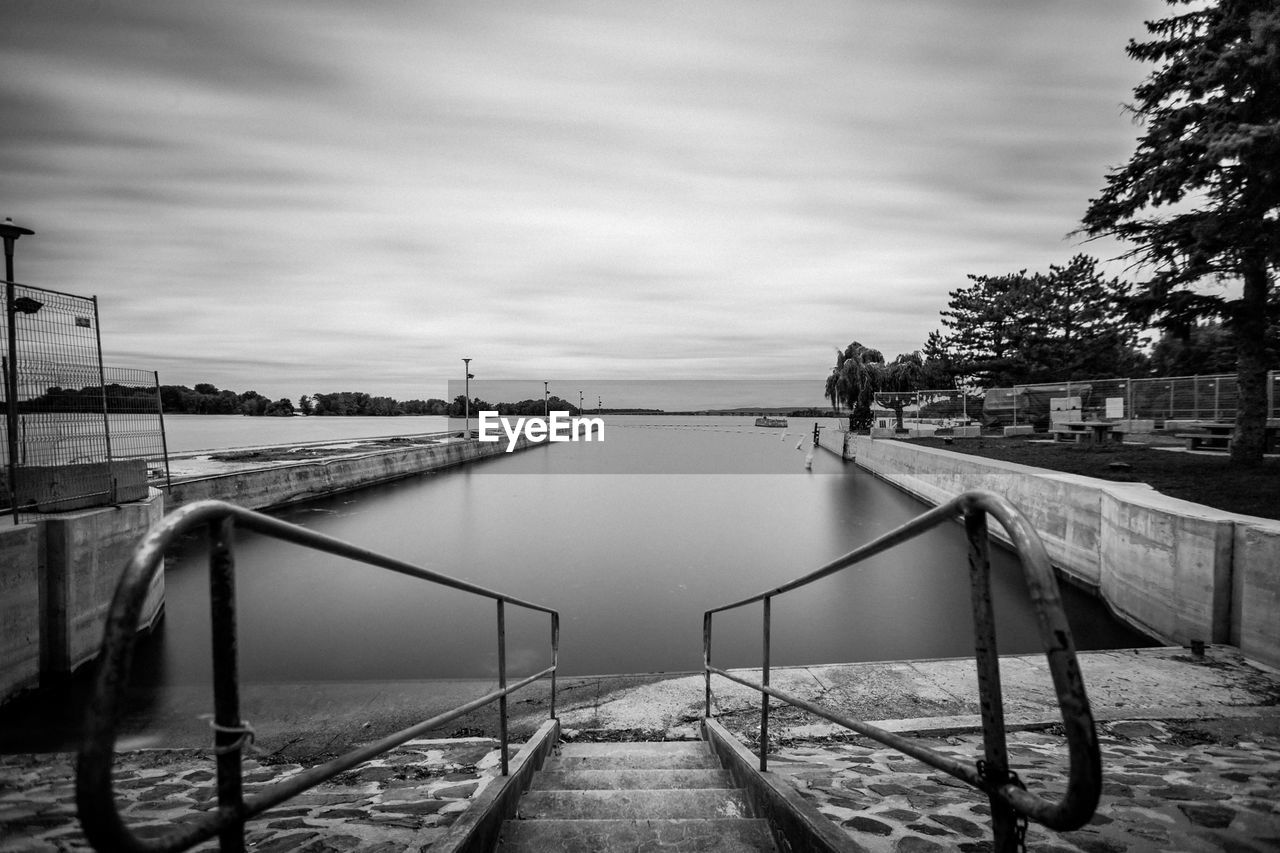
[
  {"x1": 533, "y1": 768, "x2": 733, "y2": 790},
  {"x1": 518, "y1": 787, "x2": 752, "y2": 820},
  {"x1": 498, "y1": 818, "x2": 778, "y2": 852},
  {"x1": 546, "y1": 741, "x2": 721, "y2": 771}
]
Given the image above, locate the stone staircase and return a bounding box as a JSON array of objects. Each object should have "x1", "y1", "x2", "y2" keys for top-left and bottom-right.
[{"x1": 496, "y1": 741, "x2": 779, "y2": 851}]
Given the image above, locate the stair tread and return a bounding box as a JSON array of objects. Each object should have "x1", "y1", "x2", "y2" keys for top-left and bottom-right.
[
  {"x1": 498, "y1": 818, "x2": 778, "y2": 852},
  {"x1": 533, "y1": 768, "x2": 733, "y2": 790},
  {"x1": 547, "y1": 742, "x2": 719, "y2": 770},
  {"x1": 519, "y1": 787, "x2": 751, "y2": 820}
]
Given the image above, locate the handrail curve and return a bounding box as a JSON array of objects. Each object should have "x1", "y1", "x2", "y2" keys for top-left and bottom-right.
[
  {"x1": 77, "y1": 499, "x2": 559, "y2": 853},
  {"x1": 703, "y1": 489, "x2": 1101, "y2": 847}
]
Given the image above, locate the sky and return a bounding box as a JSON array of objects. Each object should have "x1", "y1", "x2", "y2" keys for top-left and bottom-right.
[{"x1": 1, "y1": 0, "x2": 1170, "y2": 408}]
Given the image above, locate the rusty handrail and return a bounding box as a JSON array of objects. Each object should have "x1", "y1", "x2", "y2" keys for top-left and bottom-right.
[
  {"x1": 77, "y1": 499, "x2": 559, "y2": 853},
  {"x1": 702, "y1": 489, "x2": 1100, "y2": 851}
]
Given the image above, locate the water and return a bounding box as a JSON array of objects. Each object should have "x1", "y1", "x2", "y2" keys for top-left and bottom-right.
[
  {"x1": 138, "y1": 416, "x2": 1152, "y2": 688},
  {"x1": 161, "y1": 413, "x2": 451, "y2": 453}
]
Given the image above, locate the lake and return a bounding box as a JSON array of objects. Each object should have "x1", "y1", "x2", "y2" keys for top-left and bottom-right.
[{"x1": 136, "y1": 416, "x2": 1153, "y2": 688}]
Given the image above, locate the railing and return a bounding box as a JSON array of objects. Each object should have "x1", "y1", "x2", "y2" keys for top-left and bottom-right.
[
  {"x1": 703, "y1": 490, "x2": 1100, "y2": 852},
  {"x1": 76, "y1": 499, "x2": 559, "y2": 853}
]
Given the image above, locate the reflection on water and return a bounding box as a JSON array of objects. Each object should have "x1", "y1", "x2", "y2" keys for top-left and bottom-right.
[{"x1": 141, "y1": 417, "x2": 1153, "y2": 687}]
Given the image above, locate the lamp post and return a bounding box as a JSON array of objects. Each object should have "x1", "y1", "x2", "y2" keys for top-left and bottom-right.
[
  {"x1": 544, "y1": 381, "x2": 549, "y2": 418},
  {"x1": 3, "y1": 218, "x2": 35, "y2": 522},
  {"x1": 579, "y1": 390, "x2": 583, "y2": 417},
  {"x1": 462, "y1": 358, "x2": 472, "y2": 438}
]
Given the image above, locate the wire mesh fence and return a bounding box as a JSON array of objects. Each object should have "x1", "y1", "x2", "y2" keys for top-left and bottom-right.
[
  {"x1": 3, "y1": 281, "x2": 168, "y2": 517},
  {"x1": 870, "y1": 389, "x2": 986, "y2": 429},
  {"x1": 982, "y1": 372, "x2": 1277, "y2": 428}
]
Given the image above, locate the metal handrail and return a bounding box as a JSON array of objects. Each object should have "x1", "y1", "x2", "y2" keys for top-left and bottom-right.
[
  {"x1": 702, "y1": 489, "x2": 1100, "y2": 852},
  {"x1": 76, "y1": 499, "x2": 559, "y2": 853}
]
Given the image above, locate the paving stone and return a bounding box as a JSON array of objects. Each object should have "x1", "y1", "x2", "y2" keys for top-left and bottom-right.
[
  {"x1": 842, "y1": 815, "x2": 893, "y2": 835},
  {"x1": 1179, "y1": 802, "x2": 1237, "y2": 828}
]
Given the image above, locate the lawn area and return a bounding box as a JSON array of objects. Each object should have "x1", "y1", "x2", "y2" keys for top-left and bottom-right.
[{"x1": 906, "y1": 435, "x2": 1280, "y2": 521}]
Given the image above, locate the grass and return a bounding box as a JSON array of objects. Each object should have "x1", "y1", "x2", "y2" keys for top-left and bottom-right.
[{"x1": 906, "y1": 435, "x2": 1280, "y2": 520}]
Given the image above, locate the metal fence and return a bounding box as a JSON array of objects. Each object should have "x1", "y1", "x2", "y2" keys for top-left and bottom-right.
[
  {"x1": 871, "y1": 389, "x2": 985, "y2": 428},
  {"x1": 985, "y1": 372, "x2": 1278, "y2": 427},
  {"x1": 2, "y1": 281, "x2": 168, "y2": 519}
]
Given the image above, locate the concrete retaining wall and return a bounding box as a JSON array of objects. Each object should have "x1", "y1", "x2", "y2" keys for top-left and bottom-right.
[
  {"x1": 1, "y1": 522, "x2": 41, "y2": 699},
  {"x1": 819, "y1": 432, "x2": 1280, "y2": 668},
  {"x1": 1, "y1": 488, "x2": 166, "y2": 705},
  {"x1": 41, "y1": 489, "x2": 166, "y2": 676},
  {"x1": 167, "y1": 436, "x2": 537, "y2": 512}
]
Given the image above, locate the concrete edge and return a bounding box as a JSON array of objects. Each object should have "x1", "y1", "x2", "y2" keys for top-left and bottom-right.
[
  {"x1": 771, "y1": 704, "x2": 1280, "y2": 742},
  {"x1": 703, "y1": 716, "x2": 866, "y2": 853},
  {"x1": 430, "y1": 716, "x2": 560, "y2": 853}
]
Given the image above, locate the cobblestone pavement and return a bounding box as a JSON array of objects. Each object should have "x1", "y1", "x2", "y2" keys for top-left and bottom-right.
[
  {"x1": 5, "y1": 718, "x2": 1279, "y2": 851},
  {"x1": 769, "y1": 718, "x2": 1280, "y2": 852},
  {"x1": 0, "y1": 738, "x2": 505, "y2": 852}
]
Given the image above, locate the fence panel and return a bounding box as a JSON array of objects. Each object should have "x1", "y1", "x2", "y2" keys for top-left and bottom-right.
[{"x1": 3, "y1": 282, "x2": 167, "y2": 518}]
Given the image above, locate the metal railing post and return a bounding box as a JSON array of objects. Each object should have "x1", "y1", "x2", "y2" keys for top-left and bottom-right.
[
  {"x1": 703, "y1": 612, "x2": 712, "y2": 718},
  {"x1": 760, "y1": 596, "x2": 771, "y2": 772},
  {"x1": 550, "y1": 612, "x2": 559, "y2": 720},
  {"x1": 209, "y1": 516, "x2": 246, "y2": 853},
  {"x1": 964, "y1": 508, "x2": 1019, "y2": 852},
  {"x1": 497, "y1": 600, "x2": 509, "y2": 776}
]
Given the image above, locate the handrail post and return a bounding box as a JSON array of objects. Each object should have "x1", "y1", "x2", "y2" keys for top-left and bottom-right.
[
  {"x1": 497, "y1": 600, "x2": 509, "y2": 776},
  {"x1": 760, "y1": 595, "x2": 771, "y2": 773},
  {"x1": 964, "y1": 507, "x2": 1018, "y2": 853},
  {"x1": 209, "y1": 516, "x2": 246, "y2": 853},
  {"x1": 550, "y1": 612, "x2": 559, "y2": 721},
  {"x1": 703, "y1": 612, "x2": 712, "y2": 718}
]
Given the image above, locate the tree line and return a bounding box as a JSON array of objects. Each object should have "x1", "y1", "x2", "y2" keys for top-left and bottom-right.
[
  {"x1": 829, "y1": 0, "x2": 1280, "y2": 463},
  {"x1": 20, "y1": 383, "x2": 596, "y2": 419}
]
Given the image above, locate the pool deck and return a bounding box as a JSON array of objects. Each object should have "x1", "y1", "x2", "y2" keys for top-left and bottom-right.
[{"x1": 4, "y1": 644, "x2": 1279, "y2": 850}]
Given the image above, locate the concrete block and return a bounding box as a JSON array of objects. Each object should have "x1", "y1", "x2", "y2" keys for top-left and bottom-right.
[
  {"x1": 869, "y1": 427, "x2": 897, "y2": 438},
  {"x1": 1003, "y1": 425, "x2": 1035, "y2": 437},
  {"x1": 0, "y1": 521, "x2": 41, "y2": 704},
  {"x1": 951, "y1": 426, "x2": 981, "y2": 438},
  {"x1": 1097, "y1": 489, "x2": 1234, "y2": 645},
  {"x1": 15, "y1": 459, "x2": 149, "y2": 512},
  {"x1": 1115, "y1": 419, "x2": 1155, "y2": 434},
  {"x1": 1233, "y1": 522, "x2": 1280, "y2": 669},
  {"x1": 41, "y1": 489, "x2": 164, "y2": 676}
]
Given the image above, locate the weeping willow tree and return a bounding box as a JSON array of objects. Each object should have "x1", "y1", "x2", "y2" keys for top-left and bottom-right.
[{"x1": 825, "y1": 344, "x2": 940, "y2": 431}]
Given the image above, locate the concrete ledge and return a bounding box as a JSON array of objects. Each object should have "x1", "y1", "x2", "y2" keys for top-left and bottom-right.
[
  {"x1": 703, "y1": 716, "x2": 859, "y2": 852},
  {"x1": 167, "y1": 436, "x2": 538, "y2": 511},
  {"x1": 431, "y1": 717, "x2": 560, "y2": 853}
]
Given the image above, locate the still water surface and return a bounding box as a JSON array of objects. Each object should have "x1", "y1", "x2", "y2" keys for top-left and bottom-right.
[{"x1": 139, "y1": 416, "x2": 1153, "y2": 688}]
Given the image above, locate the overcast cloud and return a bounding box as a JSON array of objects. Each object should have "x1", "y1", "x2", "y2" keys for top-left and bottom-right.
[{"x1": 1, "y1": 0, "x2": 1166, "y2": 404}]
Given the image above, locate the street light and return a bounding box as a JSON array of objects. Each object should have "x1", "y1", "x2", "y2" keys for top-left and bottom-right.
[
  {"x1": 462, "y1": 358, "x2": 472, "y2": 438},
  {"x1": 544, "y1": 381, "x2": 549, "y2": 418},
  {"x1": 579, "y1": 390, "x2": 583, "y2": 417},
  {"x1": 3, "y1": 217, "x2": 35, "y2": 522}
]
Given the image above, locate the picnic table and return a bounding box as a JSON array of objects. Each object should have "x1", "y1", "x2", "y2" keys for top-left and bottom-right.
[
  {"x1": 1176, "y1": 420, "x2": 1280, "y2": 453},
  {"x1": 1049, "y1": 421, "x2": 1122, "y2": 446}
]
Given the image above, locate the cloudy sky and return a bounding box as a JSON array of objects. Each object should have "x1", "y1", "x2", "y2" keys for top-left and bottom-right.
[{"x1": 2, "y1": 0, "x2": 1167, "y2": 406}]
